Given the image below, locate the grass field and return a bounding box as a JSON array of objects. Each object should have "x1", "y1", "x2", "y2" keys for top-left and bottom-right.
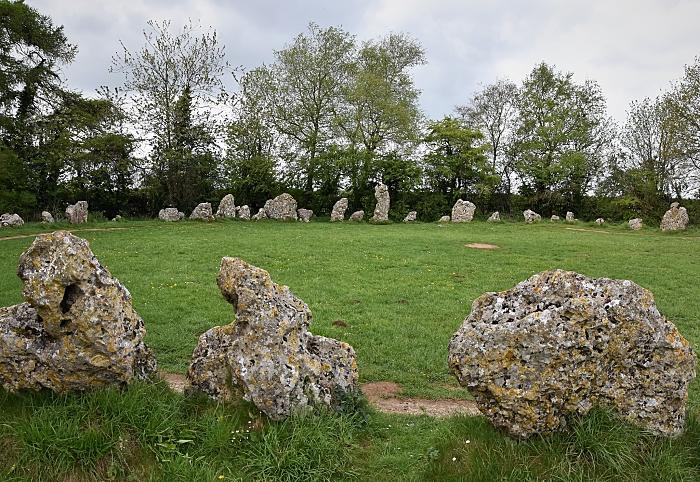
[{"x1": 1, "y1": 218, "x2": 699, "y2": 481}]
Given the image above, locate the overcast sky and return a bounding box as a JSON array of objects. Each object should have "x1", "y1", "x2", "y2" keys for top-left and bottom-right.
[{"x1": 31, "y1": 0, "x2": 700, "y2": 124}]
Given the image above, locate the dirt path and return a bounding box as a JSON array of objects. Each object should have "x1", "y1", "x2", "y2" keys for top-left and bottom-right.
[
  {"x1": 162, "y1": 373, "x2": 480, "y2": 417},
  {"x1": 0, "y1": 227, "x2": 131, "y2": 242}
]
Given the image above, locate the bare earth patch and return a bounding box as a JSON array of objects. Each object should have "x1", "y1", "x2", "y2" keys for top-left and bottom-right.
[
  {"x1": 565, "y1": 227, "x2": 611, "y2": 235},
  {"x1": 465, "y1": 242, "x2": 499, "y2": 250},
  {"x1": 162, "y1": 372, "x2": 187, "y2": 393}
]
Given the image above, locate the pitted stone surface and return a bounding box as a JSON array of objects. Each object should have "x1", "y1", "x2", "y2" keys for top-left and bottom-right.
[
  {"x1": 190, "y1": 203, "x2": 214, "y2": 221},
  {"x1": 404, "y1": 211, "x2": 417, "y2": 222},
  {"x1": 629, "y1": 218, "x2": 643, "y2": 230},
  {"x1": 65, "y1": 201, "x2": 88, "y2": 224},
  {"x1": 297, "y1": 208, "x2": 313, "y2": 223},
  {"x1": 186, "y1": 257, "x2": 358, "y2": 420},
  {"x1": 448, "y1": 270, "x2": 696, "y2": 439},
  {"x1": 41, "y1": 211, "x2": 54, "y2": 223},
  {"x1": 0, "y1": 213, "x2": 24, "y2": 227},
  {"x1": 216, "y1": 194, "x2": 237, "y2": 219},
  {"x1": 349, "y1": 210, "x2": 364, "y2": 221},
  {"x1": 566, "y1": 211, "x2": 575, "y2": 222},
  {"x1": 159, "y1": 208, "x2": 183, "y2": 222},
  {"x1": 451, "y1": 200, "x2": 476, "y2": 222},
  {"x1": 371, "y1": 183, "x2": 390, "y2": 222},
  {"x1": 0, "y1": 231, "x2": 157, "y2": 393},
  {"x1": 238, "y1": 205, "x2": 251, "y2": 220},
  {"x1": 331, "y1": 198, "x2": 348, "y2": 222},
  {"x1": 487, "y1": 212, "x2": 500, "y2": 222},
  {"x1": 661, "y1": 203, "x2": 689, "y2": 231},
  {"x1": 438, "y1": 215, "x2": 451, "y2": 223},
  {"x1": 264, "y1": 193, "x2": 297, "y2": 220},
  {"x1": 524, "y1": 210, "x2": 541, "y2": 223},
  {"x1": 252, "y1": 208, "x2": 267, "y2": 220}
]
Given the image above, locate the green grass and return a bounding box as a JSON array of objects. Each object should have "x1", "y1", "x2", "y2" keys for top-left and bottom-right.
[{"x1": 0, "y1": 218, "x2": 699, "y2": 480}]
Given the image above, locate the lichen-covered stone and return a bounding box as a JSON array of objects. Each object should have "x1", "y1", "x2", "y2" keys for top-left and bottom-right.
[
  {"x1": 371, "y1": 183, "x2": 390, "y2": 222},
  {"x1": 237, "y1": 205, "x2": 251, "y2": 220},
  {"x1": 404, "y1": 211, "x2": 417, "y2": 222},
  {"x1": 190, "y1": 203, "x2": 214, "y2": 221},
  {"x1": 596, "y1": 218, "x2": 605, "y2": 225},
  {"x1": 438, "y1": 215, "x2": 451, "y2": 223},
  {"x1": 524, "y1": 209, "x2": 541, "y2": 223},
  {"x1": 297, "y1": 208, "x2": 313, "y2": 222},
  {"x1": 331, "y1": 198, "x2": 348, "y2": 222},
  {"x1": 41, "y1": 211, "x2": 54, "y2": 223},
  {"x1": 186, "y1": 257, "x2": 358, "y2": 420},
  {"x1": 216, "y1": 194, "x2": 237, "y2": 219},
  {"x1": 0, "y1": 231, "x2": 157, "y2": 392},
  {"x1": 0, "y1": 213, "x2": 24, "y2": 227},
  {"x1": 451, "y1": 199, "x2": 476, "y2": 222},
  {"x1": 448, "y1": 269, "x2": 696, "y2": 439},
  {"x1": 660, "y1": 203, "x2": 689, "y2": 231},
  {"x1": 252, "y1": 208, "x2": 267, "y2": 220},
  {"x1": 65, "y1": 201, "x2": 88, "y2": 224},
  {"x1": 349, "y1": 210, "x2": 364, "y2": 221},
  {"x1": 159, "y1": 207, "x2": 183, "y2": 222},
  {"x1": 566, "y1": 211, "x2": 575, "y2": 222},
  {"x1": 629, "y1": 218, "x2": 643, "y2": 230},
  {"x1": 487, "y1": 212, "x2": 500, "y2": 222},
  {"x1": 264, "y1": 193, "x2": 297, "y2": 220}
]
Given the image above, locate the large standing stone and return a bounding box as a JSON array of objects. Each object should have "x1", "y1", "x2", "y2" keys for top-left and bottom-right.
[
  {"x1": 371, "y1": 183, "x2": 390, "y2": 222},
  {"x1": 41, "y1": 211, "x2": 54, "y2": 223},
  {"x1": 216, "y1": 194, "x2": 237, "y2": 219},
  {"x1": 404, "y1": 211, "x2": 417, "y2": 222},
  {"x1": 252, "y1": 208, "x2": 267, "y2": 220},
  {"x1": 349, "y1": 210, "x2": 364, "y2": 222},
  {"x1": 0, "y1": 213, "x2": 24, "y2": 227},
  {"x1": 297, "y1": 208, "x2": 313, "y2": 223},
  {"x1": 186, "y1": 257, "x2": 358, "y2": 420},
  {"x1": 0, "y1": 231, "x2": 157, "y2": 393},
  {"x1": 264, "y1": 193, "x2": 298, "y2": 221},
  {"x1": 331, "y1": 198, "x2": 348, "y2": 222},
  {"x1": 660, "y1": 202, "x2": 689, "y2": 231},
  {"x1": 448, "y1": 270, "x2": 696, "y2": 439},
  {"x1": 629, "y1": 218, "x2": 643, "y2": 230},
  {"x1": 238, "y1": 205, "x2": 251, "y2": 220},
  {"x1": 158, "y1": 208, "x2": 183, "y2": 222},
  {"x1": 451, "y1": 199, "x2": 476, "y2": 223},
  {"x1": 190, "y1": 203, "x2": 214, "y2": 221},
  {"x1": 565, "y1": 211, "x2": 575, "y2": 223},
  {"x1": 487, "y1": 212, "x2": 500, "y2": 222},
  {"x1": 438, "y1": 215, "x2": 451, "y2": 223},
  {"x1": 65, "y1": 201, "x2": 88, "y2": 224},
  {"x1": 523, "y1": 209, "x2": 541, "y2": 223}
]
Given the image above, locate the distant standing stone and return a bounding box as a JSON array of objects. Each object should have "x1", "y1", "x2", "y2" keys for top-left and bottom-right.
[
  {"x1": 158, "y1": 208, "x2": 183, "y2": 222},
  {"x1": 660, "y1": 202, "x2": 689, "y2": 231},
  {"x1": 331, "y1": 198, "x2": 348, "y2": 222},
  {"x1": 451, "y1": 199, "x2": 476, "y2": 222},
  {"x1": 487, "y1": 212, "x2": 500, "y2": 222},
  {"x1": 264, "y1": 193, "x2": 298, "y2": 221},
  {"x1": 216, "y1": 194, "x2": 237, "y2": 219},
  {"x1": 403, "y1": 211, "x2": 417, "y2": 222},
  {"x1": 349, "y1": 210, "x2": 364, "y2": 221},
  {"x1": 371, "y1": 183, "x2": 390, "y2": 222},
  {"x1": 297, "y1": 208, "x2": 313, "y2": 223},
  {"x1": 566, "y1": 211, "x2": 575, "y2": 223},
  {"x1": 629, "y1": 218, "x2": 643, "y2": 230},
  {"x1": 523, "y1": 209, "x2": 541, "y2": 223},
  {"x1": 41, "y1": 211, "x2": 54, "y2": 223},
  {"x1": 238, "y1": 205, "x2": 251, "y2": 220},
  {"x1": 112, "y1": 215, "x2": 122, "y2": 222},
  {"x1": 252, "y1": 208, "x2": 268, "y2": 220},
  {"x1": 65, "y1": 201, "x2": 88, "y2": 224},
  {"x1": 551, "y1": 215, "x2": 560, "y2": 222},
  {"x1": 438, "y1": 215, "x2": 451, "y2": 223},
  {"x1": 595, "y1": 218, "x2": 605, "y2": 225},
  {"x1": 0, "y1": 213, "x2": 24, "y2": 227},
  {"x1": 190, "y1": 203, "x2": 214, "y2": 221}
]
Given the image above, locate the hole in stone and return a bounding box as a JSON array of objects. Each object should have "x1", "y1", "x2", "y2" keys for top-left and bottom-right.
[
  {"x1": 60, "y1": 319, "x2": 71, "y2": 328},
  {"x1": 60, "y1": 284, "x2": 82, "y2": 314}
]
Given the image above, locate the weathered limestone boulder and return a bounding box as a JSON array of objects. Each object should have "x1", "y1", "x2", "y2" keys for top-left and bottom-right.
[
  {"x1": 190, "y1": 203, "x2": 214, "y2": 221},
  {"x1": 297, "y1": 208, "x2": 313, "y2": 223},
  {"x1": 65, "y1": 201, "x2": 88, "y2": 224},
  {"x1": 551, "y1": 215, "x2": 560, "y2": 222},
  {"x1": 595, "y1": 218, "x2": 605, "y2": 225},
  {"x1": 349, "y1": 210, "x2": 364, "y2": 222},
  {"x1": 487, "y1": 212, "x2": 500, "y2": 222},
  {"x1": 451, "y1": 199, "x2": 476, "y2": 223},
  {"x1": 371, "y1": 183, "x2": 390, "y2": 222},
  {"x1": 0, "y1": 213, "x2": 24, "y2": 227},
  {"x1": 0, "y1": 231, "x2": 157, "y2": 393},
  {"x1": 523, "y1": 209, "x2": 541, "y2": 223},
  {"x1": 660, "y1": 202, "x2": 689, "y2": 231},
  {"x1": 238, "y1": 205, "x2": 251, "y2": 220},
  {"x1": 566, "y1": 211, "x2": 575, "y2": 223},
  {"x1": 159, "y1": 208, "x2": 183, "y2": 222},
  {"x1": 252, "y1": 208, "x2": 267, "y2": 220},
  {"x1": 216, "y1": 194, "x2": 237, "y2": 219},
  {"x1": 186, "y1": 257, "x2": 358, "y2": 420},
  {"x1": 448, "y1": 269, "x2": 696, "y2": 439},
  {"x1": 111, "y1": 215, "x2": 122, "y2": 222},
  {"x1": 264, "y1": 193, "x2": 297, "y2": 221},
  {"x1": 438, "y1": 215, "x2": 451, "y2": 223},
  {"x1": 41, "y1": 211, "x2": 54, "y2": 223},
  {"x1": 331, "y1": 198, "x2": 348, "y2": 222},
  {"x1": 404, "y1": 211, "x2": 417, "y2": 222},
  {"x1": 629, "y1": 218, "x2": 643, "y2": 230}
]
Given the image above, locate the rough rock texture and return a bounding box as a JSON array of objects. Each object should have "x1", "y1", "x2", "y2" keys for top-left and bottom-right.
[
  {"x1": 238, "y1": 205, "x2": 251, "y2": 220},
  {"x1": 371, "y1": 183, "x2": 390, "y2": 222},
  {"x1": 660, "y1": 203, "x2": 689, "y2": 231},
  {"x1": 252, "y1": 208, "x2": 267, "y2": 220},
  {"x1": 487, "y1": 212, "x2": 501, "y2": 222},
  {"x1": 524, "y1": 210, "x2": 541, "y2": 223},
  {"x1": 186, "y1": 257, "x2": 358, "y2": 420},
  {"x1": 216, "y1": 194, "x2": 237, "y2": 219},
  {"x1": 159, "y1": 208, "x2": 183, "y2": 222},
  {"x1": 438, "y1": 215, "x2": 451, "y2": 223},
  {"x1": 448, "y1": 270, "x2": 696, "y2": 439},
  {"x1": 41, "y1": 211, "x2": 54, "y2": 223},
  {"x1": 190, "y1": 203, "x2": 214, "y2": 221},
  {"x1": 566, "y1": 211, "x2": 575, "y2": 222},
  {"x1": 629, "y1": 218, "x2": 643, "y2": 230},
  {"x1": 0, "y1": 213, "x2": 24, "y2": 227},
  {"x1": 112, "y1": 215, "x2": 122, "y2": 222},
  {"x1": 297, "y1": 208, "x2": 313, "y2": 223},
  {"x1": 264, "y1": 193, "x2": 298, "y2": 221},
  {"x1": 331, "y1": 198, "x2": 348, "y2": 222},
  {"x1": 349, "y1": 210, "x2": 364, "y2": 221},
  {"x1": 551, "y1": 215, "x2": 560, "y2": 222},
  {"x1": 0, "y1": 231, "x2": 157, "y2": 392},
  {"x1": 451, "y1": 199, "x2": 476, "y2": 223},
  {"x1": 596, "y1": 218, "x2": 605, "y2": 225},
  {"x1": 404, "y1": 211, "x2": 417, "y2": 222},
  {"x1": 65, "y1": 201, "x2": 88, "y2": 224}
]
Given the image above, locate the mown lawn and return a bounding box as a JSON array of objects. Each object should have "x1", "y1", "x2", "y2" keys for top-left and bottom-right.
[{"x1": 0, "y1": 218, "x2": 699, "y2": 481}]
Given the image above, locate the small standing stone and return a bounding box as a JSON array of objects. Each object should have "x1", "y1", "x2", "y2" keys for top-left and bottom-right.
[
  {"x1": 349, "y1": 210, "x2": 364, "y2": 221},
  {"x1": 190, "y1": 203, "x2": 214, "y2": 221},
  {"x1": 487, "y1": 212, "x2": 500, "y2": 222},
  {"x1": 371, "y1": 183, "x2": 390, "y2": 222},
  {"x1": 551, "y1": 215, "x2": 560, "y2": 222},
  {"x1": 238, "y1": 205, "x2": 251, "y2": 220},
  {"x1": 595, "y1": 218, "x2": 605, "y2": 225},
  {"x1": 264, "y1": 193, "x2": 298, "y2": 221},
  {"x1": 451, "y1": 199, "x2": 476, "y2": 223},
  {"x1": 523, "y1": 209, "x2": 541, "y2": 223},
  {"x1": 660, "y1": 202, "x2": 689, "y2": 231},
  {"x1": 41, "y1": 211, "x2": 54, "y2": 223},
  {"x1": 216, "y1": 194, "x2": 237, "y2": 219},
  {"x1": 438, "y1": 215, "x2": 451, "y2": 223},
  {"x1": 403, "y1": 211, "x2": 417, "y2": 222},
  {"x1": 629, "y1": 218, "x2": 643, "y2": 230},
  {"x1": 65, "y1": 201, "x2": 88, "y2": 224},
  {"x1": 565, "y1": 211, "x2": 575, "y2": 223},
  {"x1": 331, "y1": 198, "x2": 348, "y2": 222},
  {"x1": 252, "y1": 208, "x2": 268, "y2": 220},
  {"x1": 158, "y1": 208, "x2": 183, "y2": 222},
  {"x1": 297, "y1": 208, "x2": 313, "y2": 223},
  {"x1": 0, "y1": 213, "x2": 24, "y2": 227}
]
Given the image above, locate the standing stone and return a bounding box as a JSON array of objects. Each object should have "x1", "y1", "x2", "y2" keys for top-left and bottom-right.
[
  {"x1": 65, "y1": 201, "x2": 88, "y2": 224},
  {"x1": 487, "y1": 212, "x2": 500, "y2": 222},
  {"x1": 0, "y1": 231, "x2": 157, "y2": 393},
  {"x1": 331, "y1": 198, "x2": 348, "y2": 222},
  {"x1": 403, "y1": 211, "x2": 417, "y2": 222},
  {"x1": 523, "y1": 209, "x2": 541, "y2": 223},
  {"x1": 451, "y1": 199, "x2": 476, "y2": 223},
  {"x1": 111, "y1": 215, "x2": 122, "y2": 222},
  {"x1": 190, "y1": 203, "x2": 214, "y2": 221},
  {"x1": 566, "y1": 211, "x2": 575, "y2": 223},
  {"x1": 158, "y1": 208, "x2": 183, "y2": 222},
  {"x1": 41, "y1": 211, "x2": 54, "y2": 223},
  {"x1": 438, "y1": 215, "x2": 451, "y2": 223},
  {"x1": 660, "y1": 202, "x2": 689, "y2": 231},
  {"x1": 595, "y1": 218, "x2": 605, "y2": 225},
  {"x1": 349, "y1": 210, "x2": 364, "y2": 221},
  {"x1": 252, "y1": 208, "x2": 267, "y2": 220},
  {"x1": 448, "y1": 269, "x2": 696, "y2": 439},
  {"x1": 371, "y1": 183, "x2": 390, "y2": 222},
  {"x1": 263, "y1": 193, "x2": 297, "y2": 221},
  {"x1": 186, "y1": 257, "x2": 358, "y2": 420},
  {"x1": 216, "y1": 194, "x2": 237, "y2": 219},
  {"x1": 551, "y1": 215, "x2": 560, "y2": 222},
  {"x1": 629, "y1": 218, "x2": 643, "y2": 230},
  {"x1": 0, "y1": 213, "x2": 24, "y2": 227},
  {"x1": 297, "y1": 208, "x2": 313, "y2": 223},
  {"x1": 238, "y1": 205, "x2": 251, "y2": 220}
]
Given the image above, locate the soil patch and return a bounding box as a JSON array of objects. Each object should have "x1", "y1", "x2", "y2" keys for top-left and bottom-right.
[
  {"x1": 465, "y1": 242, "x2": 499, "y2": 250},
  {"x1": 162, "y1": 372, "x2": 187, "y2": 393}
]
